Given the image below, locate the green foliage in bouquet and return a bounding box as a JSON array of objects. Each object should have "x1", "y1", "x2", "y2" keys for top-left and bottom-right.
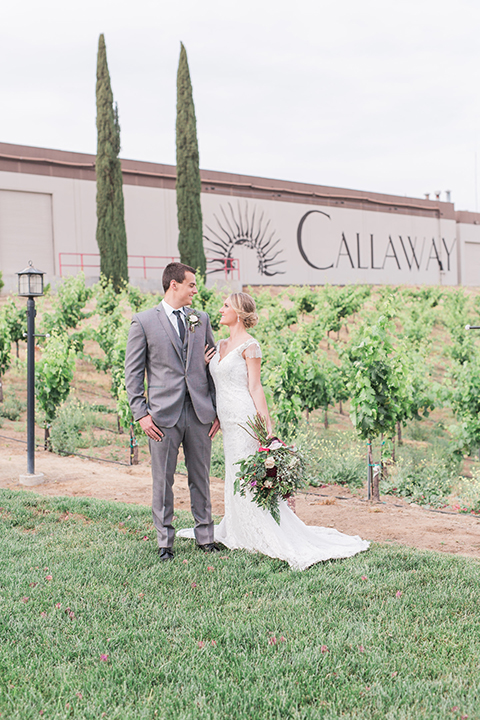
[{"x1": 234, "y1": 415, "x2": 307, "y2": 524}]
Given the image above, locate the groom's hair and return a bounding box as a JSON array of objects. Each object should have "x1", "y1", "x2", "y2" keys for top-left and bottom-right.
[{"x1": 162, "y1": 262, "x2": 195, "y2": 292}]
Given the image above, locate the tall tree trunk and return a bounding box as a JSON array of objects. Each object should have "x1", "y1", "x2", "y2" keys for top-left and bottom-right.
[
  {"x1": 44, "y1": 424, "x2": 50, "y2": 451},
  {"x1": 130, "y1": 423, "x2": 138, "y2": 465},
  {"x1": 367, "y1": 439, "x2": 373, "y2": 500},
  {"x1": 339, "y1": 399, "x2": 343, "y2": 415},
  {"x1": 397, "y1": 420, "x2": 402, "y2": 445},
  {"x1": 95, "y1": 34, "x2": 128, "y2": 290},
  {"x1": 176, "y1": 43, "x2": 206, "y2": 278},
  {"x1": 391, "y1": 435, "x2": 396, "y2": 462},
  {"x1": 0, "y1": 375, "x2": 3, "y2": 403},
  {"x1": 324, "y1": 408, "x2": 328, "y2": 429}
]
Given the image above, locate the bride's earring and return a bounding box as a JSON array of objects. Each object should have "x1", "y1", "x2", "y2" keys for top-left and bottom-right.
[{"x1": 237, "y1": 316, "x2": 240, "y2": 323}]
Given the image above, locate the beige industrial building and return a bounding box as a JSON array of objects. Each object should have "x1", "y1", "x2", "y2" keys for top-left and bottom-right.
[{"x1": 1, "y1": 141, "x2": 479, "y2": 293}]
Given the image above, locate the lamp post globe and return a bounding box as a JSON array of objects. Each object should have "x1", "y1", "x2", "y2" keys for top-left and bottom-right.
[{"x1": 16, "y1": 261, "x2": 45, "y2": 486}]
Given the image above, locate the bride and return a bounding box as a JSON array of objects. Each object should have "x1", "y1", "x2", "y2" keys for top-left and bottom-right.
[{"x1": 177, "y1": 292, "x2": 369, "y2": 571}]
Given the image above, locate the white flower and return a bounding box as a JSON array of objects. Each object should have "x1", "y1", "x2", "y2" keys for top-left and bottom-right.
[
  {"x1": 268, "y1": 440, "x2": 283, "y2": 451},
  {"x1": 265, "y1": 456, "x2": 276, "y2": 469},
  {"x1": 264, "y1": 480, "x2": 273, "y2": 488},
  {"x1": 186, "y1": 312, "x2": 202, "y2": 332}
]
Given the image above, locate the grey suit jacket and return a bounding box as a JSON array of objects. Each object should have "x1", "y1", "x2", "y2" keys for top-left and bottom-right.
[{"x1": 125, "y1": 305, "x2": 216, "y2": 428}]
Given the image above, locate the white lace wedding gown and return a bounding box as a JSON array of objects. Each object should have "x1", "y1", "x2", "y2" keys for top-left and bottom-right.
[{"x1": 177, "y1": 338, "x2": 370, "y2": 571}]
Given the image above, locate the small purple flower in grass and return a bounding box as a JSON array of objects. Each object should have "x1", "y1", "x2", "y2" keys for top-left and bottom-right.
[
  {"x1": 40, "y1": 612, "x2": 47, "y2": 618},
  {"x1": 250, "y1": 480, "x2": 257, "y2": 487},
  {"x1": 321, "y1": 645, "x2": 329, "y2": 653},
  {"x1": 396, "y1": 591, "x2": 402, "y2": 598},
  {"x1": 21, "y1": 597, "x2": 29, "y2": 603},
  {"x1": 100, "y1": 654, "x2": 108, "y2": 662},
  {"x1": 268, "y1": 636, "x2": 277, "y2": 646}
]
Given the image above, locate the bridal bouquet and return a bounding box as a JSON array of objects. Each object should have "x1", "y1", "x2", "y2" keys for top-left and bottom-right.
[{"x1": 234, "y1": 415, "x2": 307, "y2": 524}]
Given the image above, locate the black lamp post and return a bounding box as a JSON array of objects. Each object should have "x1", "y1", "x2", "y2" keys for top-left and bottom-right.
[{"x1": 17, "y1": 261, "x2": 45, "y2": 485}]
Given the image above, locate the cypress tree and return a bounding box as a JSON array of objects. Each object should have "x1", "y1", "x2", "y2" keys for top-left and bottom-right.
[
  {"x1": 176, "y1": 43, "x2": 206, "y2": 278},
  {"x1": 95, "y1": 34, "x2": 128, "y2": 290}
]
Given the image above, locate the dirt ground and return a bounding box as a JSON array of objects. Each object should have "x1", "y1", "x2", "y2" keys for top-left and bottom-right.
[{"x1": 1, "y1": 438, "x2": 479, "y2": 560}]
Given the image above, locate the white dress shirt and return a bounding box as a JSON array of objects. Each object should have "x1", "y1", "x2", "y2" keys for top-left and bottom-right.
[{"x1": 161, "y1": 299, "x2": 186, "y2": 338}]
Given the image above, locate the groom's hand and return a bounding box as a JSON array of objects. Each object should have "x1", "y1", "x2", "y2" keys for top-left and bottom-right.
[
  {"x1": 209, "y1": 417, "x2": 220, "y2": 439},
  {"x1": 139, "y1": 414, "x2": 164, "y2": 442}
]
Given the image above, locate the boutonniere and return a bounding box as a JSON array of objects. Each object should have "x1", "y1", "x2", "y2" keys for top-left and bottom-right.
[{"x1": 186, "y1": 311, "x2": 202, "y2": 333}]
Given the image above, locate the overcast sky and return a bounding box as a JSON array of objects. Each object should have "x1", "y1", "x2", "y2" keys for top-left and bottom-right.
[{"x1": 1, "y1": 0, "x2": 479, "y2": 210}]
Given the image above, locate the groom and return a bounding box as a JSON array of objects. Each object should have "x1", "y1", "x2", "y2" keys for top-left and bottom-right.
[{"x1": 125, "y1": 262, "x2": 220, "y2": 560}]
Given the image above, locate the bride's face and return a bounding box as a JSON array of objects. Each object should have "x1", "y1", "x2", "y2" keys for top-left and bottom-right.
[{"x1": 219, "y1": 297, "x2": 239, "y2": 326}]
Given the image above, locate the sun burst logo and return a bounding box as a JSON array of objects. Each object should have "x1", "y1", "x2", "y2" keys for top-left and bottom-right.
[{"x1": 204, "y1": 201, "x2": 285, "y2": 277}]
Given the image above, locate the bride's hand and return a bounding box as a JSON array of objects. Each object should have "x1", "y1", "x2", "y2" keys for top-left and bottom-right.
[{"x1": 204, "y1": 344, "x2": 216, "y2": 365}]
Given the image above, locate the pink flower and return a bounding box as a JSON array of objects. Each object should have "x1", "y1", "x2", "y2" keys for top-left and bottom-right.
[
  {"x1": 39, "y1": 711, "x2": 44, "y2": 716},
  {"x1": 396, "y1": 591, "x2": 402, "y2": 598},
  {"x1": 391, "y1": 671, "x2": 398, "y2": 677},
  {"x1": 280, "y1": 636, "x2": 286, "y2": 642},
  {"x1": 45, "y1": 575, "x2": 53, "y2": 581},
  {"x1": 268, "y1": 636, "x2": 277, "y2": 645},
  {"x1": 182, "y1": 559, "x2": 188, "y2": 564},
  {"x1": 142, "y1": 536, "x2": 149, "y2": 541},
  {"x1": 69, "y1": 611, "x2": 75, "y2": 619},
  {"x1": 100, "y1": 654, "x2": 108, "y2": 661},
  {"x1": 21, "y1": 597, "x2": 29, "y2": 603},
  {"x1": 198, "y1": 641, "x2": 205, "y2": 649},
  {"x1": 219, "y1": 556, "x2": 229, "y2": 560},
  {"x1": 207, "y1": 566, "x2": 215, "y2": 571},
  {"x1": 211, "y1": 640, "x2": 217, "y2": 647},
  {"x1": 44, "y1": 567, "x2": 48, "y2": 572},
  {"x1": 361, "y1": 576, "x2": 367, "y2": 581},
  {"x1": 191, "y1": 582, "x2": 197, "y2": 588},
  {"x1": 320, "y1": 645, "x2": 328, "y2": 653},
  {"x1": 258, "y1": 447, "x2": 269, "y2": 452},
  {"x1": 40, "y1": 612, "x2": 47, "y2": 618},
  {"x1": 55, "y1": 603, "x2": 61, "y2": 609},
  {"x1": 358, "y1": 645, "x2": 365, "y2": 653},
  {"x1": 76, "y1": 693, "x2": 83, "y2": 699},
  {"x1": 250, "y1": 480, "x2": 257, "y2": 487},
  {"x1": 29, "y1": 582, "x2": 37, "y2": 588}
]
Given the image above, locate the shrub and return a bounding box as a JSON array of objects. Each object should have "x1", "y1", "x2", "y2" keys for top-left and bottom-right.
[
  {"x1": 0, "y1": 393, "x2": 25, "y2": 421},
  {"x1": 382, "y1": 453, "x2": 456, "y2": 507},
  {"x1": 292, "y1": 426, "x2": 365, "y2": 489},
  {"x1": 49, "y1": 400, "x2": 87, "y2": 455}
]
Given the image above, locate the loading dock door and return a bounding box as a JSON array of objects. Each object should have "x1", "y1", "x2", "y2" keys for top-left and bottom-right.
[{"x1": 0, "y1": 190, "x2": 54, "y2": 277}]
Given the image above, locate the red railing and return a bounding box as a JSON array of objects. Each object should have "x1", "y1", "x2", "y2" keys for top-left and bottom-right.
[{"x1": 58, "y1": 253, "x2": 240, "y2": 281}]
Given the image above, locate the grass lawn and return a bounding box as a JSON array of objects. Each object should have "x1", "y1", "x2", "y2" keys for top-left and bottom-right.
[{"x1": 0, "y1": 489, "x2": 479, "y2": 720}]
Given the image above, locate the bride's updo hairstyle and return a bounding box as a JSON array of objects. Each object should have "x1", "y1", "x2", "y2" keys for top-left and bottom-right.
[{"x1": 229, "y1": 293, "x2": 259, "y2": 329}]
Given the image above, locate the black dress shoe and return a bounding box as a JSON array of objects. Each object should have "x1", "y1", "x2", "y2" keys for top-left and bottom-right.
[
  {"x1": 158, "y1": 547, "x2": 174, "y2": 561},
  {"x1": 197, "y1": 542, "x2": 221, "y2": 553}
]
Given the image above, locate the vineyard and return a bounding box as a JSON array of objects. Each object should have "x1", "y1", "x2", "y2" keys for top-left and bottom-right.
[{"x1": 1, "y1": 275, "x2": 480, "y2": 515}]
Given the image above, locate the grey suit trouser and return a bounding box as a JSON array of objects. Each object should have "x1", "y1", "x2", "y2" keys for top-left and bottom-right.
[{"x1": 149, "y1": 396, "x2": 214, "y2": 548}]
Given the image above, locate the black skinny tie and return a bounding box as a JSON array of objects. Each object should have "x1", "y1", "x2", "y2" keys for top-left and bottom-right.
[{"x1": 173, "y1": 310, "x2": 186, "y2": 343}]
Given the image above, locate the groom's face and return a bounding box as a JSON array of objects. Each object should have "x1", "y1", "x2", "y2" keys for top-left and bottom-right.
[{"x1": 174, "y1": 271, "x2": 197, "y2": 307}]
